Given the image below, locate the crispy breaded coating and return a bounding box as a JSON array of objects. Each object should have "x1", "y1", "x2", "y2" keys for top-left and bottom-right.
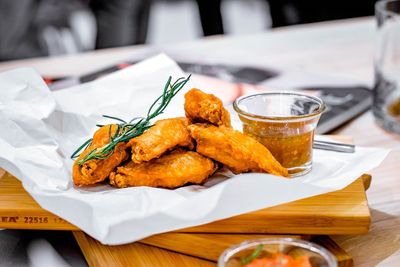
[
  {"x1": 127, "y1": 117, "x2": 194, "y2": 163},
  {"x1": 184, "y1": 88, "x2": 231, "y2": 127},
  {"x1": 188, "y1": 124, "x2": 288, "y2": 177},
  {"x1": 109, "y1": 149, "x2": 217, "y2": 188},
  {"x1": 73, "y1": 125, "x2": 128, "y2": 186}
]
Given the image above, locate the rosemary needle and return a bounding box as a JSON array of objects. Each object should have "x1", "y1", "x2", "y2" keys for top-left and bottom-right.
[{"x1": 71, "y1": 75, "x2": 191, "y2": 165}]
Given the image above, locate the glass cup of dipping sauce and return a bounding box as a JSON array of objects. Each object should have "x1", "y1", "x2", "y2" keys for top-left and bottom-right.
[{"x1": 233, "y1": 92, "x2": 325, "y2": 177}]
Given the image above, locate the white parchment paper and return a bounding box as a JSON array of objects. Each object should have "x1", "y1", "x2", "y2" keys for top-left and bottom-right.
[{"x1": 0, "y1": 55, "x2": 389, "y2": 245}]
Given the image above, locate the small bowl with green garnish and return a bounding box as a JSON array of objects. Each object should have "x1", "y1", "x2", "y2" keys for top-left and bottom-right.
[{"x1": 218, "y1": 238, "x2": 337, "y2": 267}]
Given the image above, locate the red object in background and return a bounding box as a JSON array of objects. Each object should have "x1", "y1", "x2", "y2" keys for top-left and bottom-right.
[
  {"x1": 117, "y1": 63, "x2": 132, "y2": 69},
  {"x1": 43, "y1": 77, "x2": 54, "y2": 85},
  {"x1": 192, "y1": 74, "x2": 270, "y2": 104},
  {"x1": 42, "y1": 76, "x2": 67, "y2": 86}
]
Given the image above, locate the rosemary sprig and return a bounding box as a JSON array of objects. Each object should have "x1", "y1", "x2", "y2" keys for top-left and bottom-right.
[{"x1": 71, "y1": 75, "x2": 191, "y2": 165}]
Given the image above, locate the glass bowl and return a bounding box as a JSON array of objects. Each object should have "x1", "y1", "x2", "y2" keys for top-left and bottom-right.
[
  {"x1": 233, "y1": 92, "x2": 325, "y2": 177},
  {"x1": 218, "y1": 238, "x2": 337, "y2": 267}
]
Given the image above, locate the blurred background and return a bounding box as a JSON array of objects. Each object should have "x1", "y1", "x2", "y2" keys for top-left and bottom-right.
[{"x1": 0, "y1": 0, "x2": 377, "y2": 62}]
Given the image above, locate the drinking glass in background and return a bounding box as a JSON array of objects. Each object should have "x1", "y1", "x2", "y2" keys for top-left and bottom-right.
[{"x1": 374, "y1": 0, "x2": 400, "y2": 134}]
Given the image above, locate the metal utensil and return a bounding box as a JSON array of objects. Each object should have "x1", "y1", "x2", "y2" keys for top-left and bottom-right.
[{"x1": 313, "y1": 140, "x2": 355, "y2": 153}]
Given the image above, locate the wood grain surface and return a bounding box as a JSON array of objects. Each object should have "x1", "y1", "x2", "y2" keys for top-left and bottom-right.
[
  {"x1": 139, "y1": 233, "x2": 306, "y2": 262},
  {"x1": 73, "y1": 231, "x2": 215, "y2": 267},
  {"x1": 180, "y1": 175, "x2": 371, "y2": 235},
  {"x1": 0, "y1": 171, "x2": 371, "y2": 235},
  {"x1": 312, "y1": 236, "x2": 354, "y2": 267},
  {"x1": 0, "y1": 172, "x2": 76, "y2": 230}
]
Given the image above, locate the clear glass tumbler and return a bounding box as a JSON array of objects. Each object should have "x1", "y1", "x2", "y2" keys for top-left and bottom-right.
[
  {"x1": 374, "y1": 0, "x2": 400, "y2": 134},
  {"x1": 233, "y1": 92, "x2": 325, "y2": 177}
]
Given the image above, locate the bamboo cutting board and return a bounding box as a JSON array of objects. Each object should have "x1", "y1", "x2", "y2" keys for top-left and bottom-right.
[
  {"x1": 0, "y1": 171, "x2": 371, "y2": 235},
  {"x1": 73, "y1": 232, "x2": 354, "y2": 267},
  {"x1": 0, "y1": 167, "x2": 357, "y2": 266}
]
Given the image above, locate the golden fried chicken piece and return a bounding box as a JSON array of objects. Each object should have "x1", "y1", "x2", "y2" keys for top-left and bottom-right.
[
  {"x1": 109, "y1": 149, "x2": 217, "y2": 188},
  {"x1": 127, "y1": 117, "x2": 194, "y2": 163},
  {"x1": 184, "y1": 88, "x2": 231, "y2": 127},
  {"x1": 73, "y1": 124, "x2": 129, "y2": 186},
  {"x1": 188, "y1": 124, "x2": 288, "y2": 177}
]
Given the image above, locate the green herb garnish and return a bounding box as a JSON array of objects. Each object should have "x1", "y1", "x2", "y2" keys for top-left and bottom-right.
[
  {"x1": 71, "y1": 75, "x2": 191, "y2": 165},
  {"x1": 240, "y1": 244, "x2": 264, "y2": 265}
]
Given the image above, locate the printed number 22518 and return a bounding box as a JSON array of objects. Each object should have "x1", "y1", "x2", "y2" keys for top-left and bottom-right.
[{"x1": 24, "y1": 217, "x2": 48, "y2": 223}]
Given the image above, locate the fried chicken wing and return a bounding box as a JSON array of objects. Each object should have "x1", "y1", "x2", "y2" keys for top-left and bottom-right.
[
  {"x1": 184, "y1": 88, "x2": 231, "y2": 127},
  {"x1": 127, "y1": 117, "x2": 194, "y2": 163},
  {"x1": 188, "y1": 124, "x2": 288, "y2": 177},
  {"x1": 109, "y1": 149, "x2": 217, "y2": 188},
  {"x1": 73, "y1": 124, "x2": 129, "y2": 186}
]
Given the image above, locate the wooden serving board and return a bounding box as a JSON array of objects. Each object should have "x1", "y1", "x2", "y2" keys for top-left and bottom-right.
[
  {"x1": 0, "y1": 171, "x2": 371, "y2": 235},
  {"x1": 73, "y1": 232, "x2": 354, "y2": 267}
]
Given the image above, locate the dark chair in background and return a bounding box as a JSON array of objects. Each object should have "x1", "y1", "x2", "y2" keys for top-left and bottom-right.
[
  {"x1": 91, "y1": 0, "x2": 225, "y2": 49},
  {"x1": 0, "y1": 0, "x2": 224, "y2": 61},
  {"x1": 267, "y1": 0, "x2": 377, "y2": 27},
  {"x1": 196, "y1": 0, "x2": 224, "y2": 36},
  {"x1": 90, "y1": 0, "x2": 152, "y2": 49},
  {"x1": 0, "y1": 0, "x2": 87, "y2": 61}
]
